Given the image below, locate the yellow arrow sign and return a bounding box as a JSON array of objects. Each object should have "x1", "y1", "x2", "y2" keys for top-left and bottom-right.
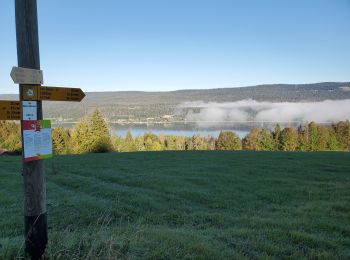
[
  {"x1": 23, "y1": 85, "x2": 86, "y2": 102},
  {"x1": 0, "y1": 100, "x2": 21, "y2": 120}
]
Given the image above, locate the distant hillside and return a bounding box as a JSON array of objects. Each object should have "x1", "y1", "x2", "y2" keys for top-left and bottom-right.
[{"x1": 1, "y1": 82, "x2": 349, "y2": 122}]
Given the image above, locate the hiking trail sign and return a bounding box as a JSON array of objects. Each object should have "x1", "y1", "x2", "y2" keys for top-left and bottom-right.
[
  {"x1": 10, "y1": 66, "x2": 43, "y2": 84},
  {"x1": 0, "y1": 100, "x2": 21, "y2": 120},
  {"x1": 23, "y1": 85, "x2": 85, "y2": 101}
]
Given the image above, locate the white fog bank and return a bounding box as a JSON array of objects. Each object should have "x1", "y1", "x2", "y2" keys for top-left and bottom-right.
[{"x1": 178, "y1": 99, "x2": 350, "y2": 125}]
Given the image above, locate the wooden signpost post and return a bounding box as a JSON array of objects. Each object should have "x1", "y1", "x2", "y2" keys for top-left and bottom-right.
[
  {"x1": 12, "y1": 1, "x2": 85, "y2": 259},
  {"x1": 15, "y1": 1, "x2": 46, "y2": 259}
]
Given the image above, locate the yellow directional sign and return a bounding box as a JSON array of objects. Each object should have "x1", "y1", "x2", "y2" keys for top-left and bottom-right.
[
  {"x1": 0, "y1": 100, "x2": 21, "y2": 120},
  {"x1": 23, "y1": 85, "x2": 85, "y2": 102},
  {"x1": 10, "y1": 66, "x2": 43, "y2": 84}
]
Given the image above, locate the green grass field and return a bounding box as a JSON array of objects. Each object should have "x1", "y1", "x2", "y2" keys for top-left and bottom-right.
[{"x1": 0, "y1": 151, "x2": 349, "y2": 259}]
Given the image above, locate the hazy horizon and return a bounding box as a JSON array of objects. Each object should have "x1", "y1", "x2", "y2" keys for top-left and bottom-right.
[{"x1": 1, "y1": 81, "x2": 349, "y2": 95}]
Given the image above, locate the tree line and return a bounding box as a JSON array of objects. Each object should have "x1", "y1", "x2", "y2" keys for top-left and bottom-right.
[{"x1": 0, "y1": 110, "x2": 349, "y2": 154}]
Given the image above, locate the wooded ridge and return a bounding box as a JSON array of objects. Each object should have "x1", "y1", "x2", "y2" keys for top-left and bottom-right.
[{"x1": 1, "y1": 82, "x2": 349, "y2": 122}]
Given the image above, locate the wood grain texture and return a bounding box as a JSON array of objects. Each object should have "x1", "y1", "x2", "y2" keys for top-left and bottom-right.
[
  {"x1": 15, "y1": 0, "x2": 45, "y2": 216},
  {"x1": 23, "y1": 161, "x2": 47, "y2": 215},
  {"x1": 15, "y1": 0, "x2": 48, "y2": 258}
]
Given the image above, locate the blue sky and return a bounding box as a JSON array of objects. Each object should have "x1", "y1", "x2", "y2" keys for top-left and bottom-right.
[{"x1": 1, "y1": 0, "x2": 349, "y2": 94}]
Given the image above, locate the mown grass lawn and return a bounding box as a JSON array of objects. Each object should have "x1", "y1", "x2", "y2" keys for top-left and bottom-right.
[{"x1": 0, "y1": 151, "x2": 349, "y2": 259}]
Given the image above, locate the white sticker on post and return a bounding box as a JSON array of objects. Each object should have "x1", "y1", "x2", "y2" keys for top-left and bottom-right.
[{"x1": 22, "y1": 101, "x2": 37, "y2": 120}]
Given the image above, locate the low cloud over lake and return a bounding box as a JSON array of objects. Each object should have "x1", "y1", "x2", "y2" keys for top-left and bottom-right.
[{"x1": 178, "y1": 99, "x2": 350, "y2": 126}]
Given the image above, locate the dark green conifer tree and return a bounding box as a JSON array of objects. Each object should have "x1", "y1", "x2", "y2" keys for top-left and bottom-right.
[
  {"x1": 89, "y1": 110, "x2": 112, "y2": 153},
  {"x1": 52, "y1": 126, "x2": 70, "y2": 154},
  {"x1": 243, "y1": 128, "x2": 262, "y2": 150},
  {"x1": 333, "y1": 121, "x2": 350, "y2": 151},
  {"x1": 260, "y1": 129, "x2": 274, "y2": 151},
  {"x1": 272, "y1": 124, "x2": 282, "y2": 151},
  {"x1": 70, "y1": 117, "x2": 91, "y2": 154},
  {"x1": 216, "y1": 131, "x2": 242, "y2": 150},
  {"x1": 280, "y1": 127, "x2": 298, "y2": 151},
  {"x1": 70, "y1": 110, "x2": 112, "y2": 153},
  {"x1": 308, "y1": 122, "x2": 319, "y2": 151}
]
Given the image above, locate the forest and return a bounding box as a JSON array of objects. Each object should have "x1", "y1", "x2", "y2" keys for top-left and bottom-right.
[{"x1": 0, "y1": 110, "x2": 349, "y2": 155}]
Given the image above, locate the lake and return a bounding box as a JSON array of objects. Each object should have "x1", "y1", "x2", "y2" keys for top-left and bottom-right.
[{"x1": 52, "y1": 121, "x2": 290, "y2": 139}]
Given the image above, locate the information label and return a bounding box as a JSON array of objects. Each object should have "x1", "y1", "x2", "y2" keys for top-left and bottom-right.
[
  {"x1": 22, "y1": 101, "x2": 37, "y2": 120},
  {"x1": 22, "y1": 120, "x2": 52, "y2": 162}
]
